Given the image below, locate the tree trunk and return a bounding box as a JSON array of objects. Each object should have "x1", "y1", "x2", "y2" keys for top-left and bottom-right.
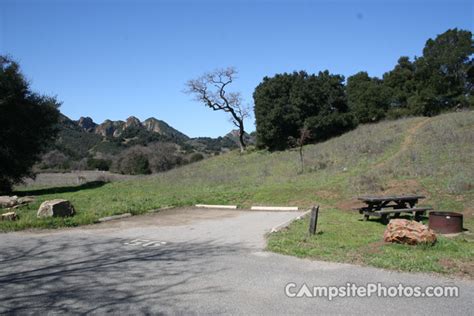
[
  {"x1": 238, "y1": 122, "x2": 246, "y2": 153},
  {"x1": 299, "y1": 145, "x2": 304, "y2": 173}
]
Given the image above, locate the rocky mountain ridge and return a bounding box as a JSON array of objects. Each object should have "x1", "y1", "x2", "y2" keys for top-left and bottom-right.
[
  {"x1": 74, "y1": 115, "x2": 189, "y2": 141},
  {"x1": 43, "y1": 114, "x2": 255, "y2": 172}
]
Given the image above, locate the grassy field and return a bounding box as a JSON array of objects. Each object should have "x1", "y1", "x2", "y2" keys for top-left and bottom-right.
[{"x1": 3, "y1": 111, "x2": 473, "y2": 276}]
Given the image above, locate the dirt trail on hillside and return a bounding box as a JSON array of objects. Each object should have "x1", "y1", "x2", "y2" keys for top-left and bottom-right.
[{"x1": 375, "y1": 117, "x2": 431, "y2": 169}]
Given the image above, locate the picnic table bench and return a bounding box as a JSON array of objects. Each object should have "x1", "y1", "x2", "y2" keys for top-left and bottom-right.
[{"x1": 354, "y1": 195, "x2": 432, "y2": 224}]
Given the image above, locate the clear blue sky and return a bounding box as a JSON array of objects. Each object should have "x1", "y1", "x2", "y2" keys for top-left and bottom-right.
[{"x1": 1, "y1": 0, "x2": 472, "y2": 137}]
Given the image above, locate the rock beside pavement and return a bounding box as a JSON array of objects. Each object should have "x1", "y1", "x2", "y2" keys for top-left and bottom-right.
[
  {"x1": 1, "y1": 212, "x2": 18, "y2": 221},
  {"x1": 37, "y1": 199, "x2": 75, "y2": 218}
]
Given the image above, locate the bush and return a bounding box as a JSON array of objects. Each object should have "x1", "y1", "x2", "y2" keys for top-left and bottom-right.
[
  {"x1": 39, "y1": 150, "x2": 70, "y2": 170},
  {"x1": 87, "y1": 158, "x2": 112, "y2": 171},
  {"x1": 147, "y1": 142, "x2": 183, "y2": 172},
  {"x1": 111, "y1": 143, "x2": 186, "y2": 175},
  {"x1": 189, "y1": 153, "x2": 204, "y2": 163},
  {"x1": 113, "y1": 147, "x2": 151, "y2": 175}
]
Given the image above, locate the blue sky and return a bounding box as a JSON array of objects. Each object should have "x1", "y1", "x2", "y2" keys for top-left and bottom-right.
[{"x1": 1, "y1": 0, "x2": 472, "y2": 137}]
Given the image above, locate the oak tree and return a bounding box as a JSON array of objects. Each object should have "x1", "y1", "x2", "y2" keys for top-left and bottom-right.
[{"x1": 0, "y1": 56, "x2": 60, "y2": 193}]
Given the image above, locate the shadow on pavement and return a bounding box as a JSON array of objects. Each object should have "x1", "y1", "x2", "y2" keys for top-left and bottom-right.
[{"x1": 0, "y1": 236, "x2": 242, "y2": 314}]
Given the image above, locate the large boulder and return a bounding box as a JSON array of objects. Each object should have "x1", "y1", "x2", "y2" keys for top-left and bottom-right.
[
  {"x1": 384, "y1": 219, "x2": 437, "y2": 245},
  {"x1": 37, "y1": 199, "x2": 75, "y2": 218},
  {"x1": 0, "y1": 196, "x2": 18, "y2": 208}
]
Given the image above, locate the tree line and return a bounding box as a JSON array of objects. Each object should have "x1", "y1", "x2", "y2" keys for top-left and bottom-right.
[{"x1": 254, "y1": 28, "x2": 473, "y2": 150}]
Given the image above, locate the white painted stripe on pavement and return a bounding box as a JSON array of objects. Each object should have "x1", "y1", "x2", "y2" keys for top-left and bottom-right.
[
  {"x1": 251, "y1": 206, "x2": 299, "y2": 211},
  {"x1": 195, "y1": 204, "x2": 238, "y2": 209}
]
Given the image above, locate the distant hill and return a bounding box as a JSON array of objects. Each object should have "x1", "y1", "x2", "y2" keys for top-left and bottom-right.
[{"x1": 38, "y1": 114, "x2": 255, "y2": 172}]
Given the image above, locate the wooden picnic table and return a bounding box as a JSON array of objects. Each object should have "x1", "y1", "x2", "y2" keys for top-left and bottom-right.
[{"x1": 355, "y1": 195, "x2": 432, "y2": 224}]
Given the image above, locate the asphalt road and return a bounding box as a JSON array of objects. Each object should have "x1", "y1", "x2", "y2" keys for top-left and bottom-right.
[{"x1": 1, "y1": 208, "x2": 472, "y2": 315}]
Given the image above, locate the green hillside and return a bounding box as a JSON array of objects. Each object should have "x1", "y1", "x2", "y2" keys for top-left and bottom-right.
[
  {"x1": 8, "y1": 110, "x2": 473, "y2": 225},
  {"x1": 4, "y1": 111, "x2": 474, "y2": 276}
]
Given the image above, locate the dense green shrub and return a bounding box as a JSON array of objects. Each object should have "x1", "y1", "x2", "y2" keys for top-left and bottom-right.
[{"x1": 87, "y1": 158, "x2": 112, "y2": 171}]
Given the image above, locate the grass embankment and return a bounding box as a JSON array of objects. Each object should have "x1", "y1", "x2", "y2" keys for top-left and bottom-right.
[
  {"x1": 3, "y1": 111, "x2": 474, "y2": 276},
  {"x1": 267, "y1": 208, "x2": 473, "y2": 277}
]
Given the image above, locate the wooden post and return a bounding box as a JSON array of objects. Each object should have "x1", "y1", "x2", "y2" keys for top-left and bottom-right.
[{"x1": 308, "y1": 205, "x2": 319, "y2": 235}]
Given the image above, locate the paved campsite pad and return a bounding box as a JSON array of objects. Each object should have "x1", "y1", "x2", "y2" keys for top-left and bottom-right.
[
  {"x1": 97, "y1": 207, "x2": 243, "y2": 228},
  {"x1": 1, "y1": 208, "x2": 473, "y2": 314}
]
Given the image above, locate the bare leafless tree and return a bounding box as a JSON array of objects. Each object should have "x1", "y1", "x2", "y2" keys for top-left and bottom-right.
[
  {"x1": 185, "y1": 67, "x2": 250, "y2": 152},
  {"x1": 288, "y1": 127, "x2": 311, "y2": 173}
]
